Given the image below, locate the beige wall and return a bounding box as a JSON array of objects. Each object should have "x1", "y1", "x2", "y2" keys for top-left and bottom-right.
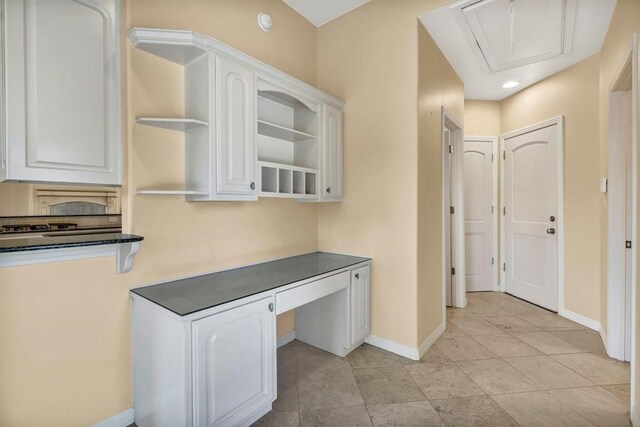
[
  {"x1": 0, "y1": 183, "x2": 32, "y2": 216},
  {"x1": 501, "y1": 54, "x2": 602, "y2": 322},
  {"x1": 0, "y1": 1, "x2": 317, "y2": 425},
  {"x1": 417, "y1": 24, "x2": 464, "y2": 344},
  {"x1": 316, "y1": 0, "x2": 456, "y2": 349},
  {"x1": 464, "y1": 100, "x2": 501, "y2": 136},
  {"x1": 596, "y1": 0, "x2": 640, "y2": 414}
]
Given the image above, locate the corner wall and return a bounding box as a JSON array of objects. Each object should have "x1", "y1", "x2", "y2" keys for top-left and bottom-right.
[
  {"x1": 316, "y1": 0, "x2": 460, "y2": 350},
  {"x1": 417, "y1": 23, "x2": 464, "y2": 345}
]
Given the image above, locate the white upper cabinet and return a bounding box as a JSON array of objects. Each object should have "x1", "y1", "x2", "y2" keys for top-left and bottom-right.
[
  {"x1": 2, "y1": 0, "x2": 121, "y2": 185},
  {"x1": 321, "y1": 104, "x2": 344, "y2": 200},
  {"x1": 128, "y1": 27, "x2": 344, "y2": 202},
  {"x1": 216, "y1": 57, "x2": 257, "y2": 197}
]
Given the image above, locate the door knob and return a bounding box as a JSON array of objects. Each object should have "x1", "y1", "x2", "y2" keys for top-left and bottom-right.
[
  {"x1": 326, "y1": 187, "x2": 331, "y2": 194},
  {"x1": 268, "y1": 303, "x2": 274, "y2": 312},
  {"x1": 250, "y1": 182, "x2": 256, "y2": 190},
  {"x1": 546, "y1": 228, "x2": 556, "y2": 235},
  {"x1": 355, "y1": 273, "x2": 360, "y2": 279}
]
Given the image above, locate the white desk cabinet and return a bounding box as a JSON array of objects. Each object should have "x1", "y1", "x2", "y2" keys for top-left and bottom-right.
[
  {"x1": 192, "y1": 296, "x2": 275, "y2": 427},
  {"x1": 1, "y1": 0, "x2": 121, "y2": 185},
  {"x1": 131, "y1": 253, "x2": 370, "y2": 427}
]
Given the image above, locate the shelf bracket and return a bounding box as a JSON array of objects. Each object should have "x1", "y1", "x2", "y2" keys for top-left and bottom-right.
[{"x1": 116, "y1": 241, "x2": 142, "y2": 274}]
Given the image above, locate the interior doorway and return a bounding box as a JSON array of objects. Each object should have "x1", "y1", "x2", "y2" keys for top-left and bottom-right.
[
  {"x1": 607, "y1": 34, "x2": 638, "y2": 364},
  {"x1": 442, "y1": 107, "x2": 466, "y2": 309},
  {"x1": 500, "y1": 117, "x2": 564, "y2": 312},
  {"x1": 463, "y1": 136, "x2": 498, "y2": 292}
]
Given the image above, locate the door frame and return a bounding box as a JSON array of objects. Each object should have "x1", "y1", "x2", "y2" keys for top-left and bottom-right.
[
  {"x1": 442, "y1": 106, "x2": 466, "y2": 311},
  {"x1": 464, "y1": 136, "x2": 499, "y2": 292},
  {"x1": 607, "y1": 34, "x2": 638, "y2": 366},
  {"x1": 499, "y1": 116, "x2": 565, "y2": 312}
]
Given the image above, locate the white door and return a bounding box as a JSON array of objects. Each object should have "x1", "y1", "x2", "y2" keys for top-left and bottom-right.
[
  {"x1": 321, "y1": 104, "x2": 344, "y2": 199},
  {"x1": 3, "y1": 0, "x2": 121, "y2": 185},
  {"x1": 192, "y1": 297, "x2": 275, "y2": 427},
  {"x1": 464, "y1": 139, "x2": 495, "y2": 292},
  {"x1": 504, "y1": 124, "x2": 559, "y2": 311},
  {"x1": 217, "y1": 57, "x2": 257, "y2": 197}
]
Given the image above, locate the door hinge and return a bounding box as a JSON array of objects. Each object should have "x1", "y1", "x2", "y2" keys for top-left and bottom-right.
[
  {"x1": 503, "y1": 207, "x2": 506, "y2": 215},
  {"x1": 491, "y1": 257, "x2": 495, "y2": 265},
  {"x1": 503, "y1": 151, "x2": 506, "y2": 160},
  {"x1": 448, "y1": 145, "x2": 454, "y2": 154},
  {"x1": 503, "y1": 263, "x2": 506, "y2": 272},
  {"x1": 626, "y1": 241, "x2": 632, "y2": 249},
  {"x1": 491, "y1": 205, "x2": 494, "y2": 214},
  {"x1": 450, "y1": 206, "x2": 455, "y2": 214},
  {"x1": 451, "y1": 267, "x2": 456, "y2": 275},
  {"x1": 491, "y1": 153, "x2": 494, "y2": 162}
]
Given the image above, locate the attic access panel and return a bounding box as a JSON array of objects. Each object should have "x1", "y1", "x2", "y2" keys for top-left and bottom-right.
[{"x1": 453, "y1": 0, "x2": 577, "y2": 74}]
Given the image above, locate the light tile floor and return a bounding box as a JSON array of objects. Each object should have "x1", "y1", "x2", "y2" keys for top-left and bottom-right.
[{"x1": 253, "y1": 292, "x2": 631, "y2": 426}]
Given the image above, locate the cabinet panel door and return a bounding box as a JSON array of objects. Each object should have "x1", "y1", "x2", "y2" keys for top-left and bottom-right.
[
  {"x1": 216, "y1": 57, "x2": 256, "y2": 196},
  {"x1": 4, "y1": 0, "x2": 121, "y2": 185},
  {"x1": 322, "y1": 104, "x2": 344, "y2": 199},
  {"x1": 350, "y1": 266, "x2": 370, "y2": 346},
  {"x1": 193, "y1": 297, "x2": 275, "y2": 427}
]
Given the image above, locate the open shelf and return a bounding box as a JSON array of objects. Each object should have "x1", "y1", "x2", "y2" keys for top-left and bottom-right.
[
  {"x1": 128, "y1": 28, "x2": 207, "y2": 65},
  {"x1": 136, "y1": 190, "x2": 209, "y2": 196},
  {"x1": 259, "y1": 161, "x2": 317, "y2": 199},
  {"x1": 137, "y1": 118, "x2": 208, "y2": 132},
  {"x1": 257, "y1": 120, "x2": 317, "y2": 142}
]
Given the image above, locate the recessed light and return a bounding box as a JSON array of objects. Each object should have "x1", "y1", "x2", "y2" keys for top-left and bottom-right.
[
  {"x1": 502, "y1": 81, "x2": 520, "y2": 89},
  {"x1": 257, "y1": 13, "x2": 272, "y2": 32}
]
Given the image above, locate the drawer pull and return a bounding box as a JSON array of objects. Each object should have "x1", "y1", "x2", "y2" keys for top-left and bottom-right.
[
  {"x1": 268, "y1": 302, "x2": 274, "y2": 312},
  {"x1": 355, "y1": 273, "x2": 360, "y2": 279}
]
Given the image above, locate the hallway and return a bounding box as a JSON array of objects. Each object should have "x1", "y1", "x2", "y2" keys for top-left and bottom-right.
[{"x1": 256, "y1": 292, "x2": 631, "y2": 426}]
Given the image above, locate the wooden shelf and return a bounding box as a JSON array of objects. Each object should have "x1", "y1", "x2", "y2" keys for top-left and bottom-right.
[
  {"x1": 128, "y1": 28, "x2": 207, "y2": 65},
  {"x1": 136, "y1": 190, "x2": 208, "y2": 196},
  {"x1": 137, "y1": 118, "x2": 208, "y2": 132},
  {"x1": 257, "y1": 120, "x2": 317, "y2": 142}
]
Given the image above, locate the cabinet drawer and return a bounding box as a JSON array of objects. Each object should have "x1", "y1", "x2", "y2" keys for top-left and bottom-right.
[{"x1": 275, "y1": 271, "x2": 349, "y2": 314}]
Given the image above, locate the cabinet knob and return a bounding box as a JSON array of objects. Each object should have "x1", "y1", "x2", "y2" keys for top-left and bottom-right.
[
  {"x1": 326, "y1": 187, "x2": 331, "y2": 194},
  {"x1": 268, "y1": 302, "x2": 274, "y2": 312},
  {"x1": 250, "y1": 182, "x2": 256, "y2": 190},
  {"x1": 355, "y1": 273, "x2": 360, "y2": 279}
]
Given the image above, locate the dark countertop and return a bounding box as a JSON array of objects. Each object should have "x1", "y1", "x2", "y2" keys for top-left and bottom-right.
[
  {"x1": 0, "y1": 233, "x2": 144, "y2": 253},
  {"x1": 131, "y1": 252, "x2": 370, "y2": 316}
]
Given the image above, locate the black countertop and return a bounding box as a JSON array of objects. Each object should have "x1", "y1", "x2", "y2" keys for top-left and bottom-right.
[
  {"x1": 131, "y1": 252, "x2": 370, "y2": 316},
  {"x1": 0, "y1": 233, "x2": 144, "y2": 253}
]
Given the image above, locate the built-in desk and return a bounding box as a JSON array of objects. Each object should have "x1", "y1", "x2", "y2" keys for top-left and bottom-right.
[{"x1": 131, "y1": 252, "x2": 371, "y2": 427}]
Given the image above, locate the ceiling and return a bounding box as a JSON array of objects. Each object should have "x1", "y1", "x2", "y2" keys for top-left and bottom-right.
[
  {"x1": 282, "y1": 0, "x2": 371, "y2": 27},
  {"x1": 420, "y1": 0, "x2": 616, "y2": 100}
]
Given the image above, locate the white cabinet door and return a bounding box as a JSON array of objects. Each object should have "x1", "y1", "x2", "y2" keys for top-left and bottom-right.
[
  {"x1": 321, "y1": 104, "x2": 343, "y2": 200},
  {"x1": 216, "y1": 57, "x2": 257, "y2": 198},
  {"x1": 3, "y1": 0, "x2": 121, "y2": 185},
  {"x1": 193, "y1": 297, "x2": 275, "y2": 427},
  {"x1": 350, "y1": 265, "x2": 370, "y2": 346}
]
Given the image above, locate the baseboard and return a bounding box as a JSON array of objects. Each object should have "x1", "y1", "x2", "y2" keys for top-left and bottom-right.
[
  {"x1": 365, "y1": 323, "x2": 446, "y2": 361},
  {"x1": 365, "y1": 335, "x2": 420, "y2": 360},
  {"x1": 277, "y1": 330, "x2": 296, "y2": 348},
  {"x1": 558, "y1": 308, "x2": 600, "y2": 331},
  {"x1": 599, "y1": 324, "x2": 609, "y2": 353},
  {"x1": 631, "y1": 405, "x2": 639, "y2": 427},
  {"x1": 418, "y1": 322, "x2": 446, "y2": 359},
  {"x1": 93, "y1": 408, "x2": 134, "y2": 427}
]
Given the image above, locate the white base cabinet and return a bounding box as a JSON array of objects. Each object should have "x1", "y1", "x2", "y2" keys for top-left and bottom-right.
[
  {"x1": 193, "y1": 296, "x2": 275, "y2": 427},
  {"x1": 132, "y1": 261, "x2": 370, "y2": 427}
]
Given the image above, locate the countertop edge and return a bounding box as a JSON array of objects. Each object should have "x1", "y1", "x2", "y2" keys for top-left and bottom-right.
[{"x1": 0, "y1": 234, "x2": 144, "y2": 253}]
